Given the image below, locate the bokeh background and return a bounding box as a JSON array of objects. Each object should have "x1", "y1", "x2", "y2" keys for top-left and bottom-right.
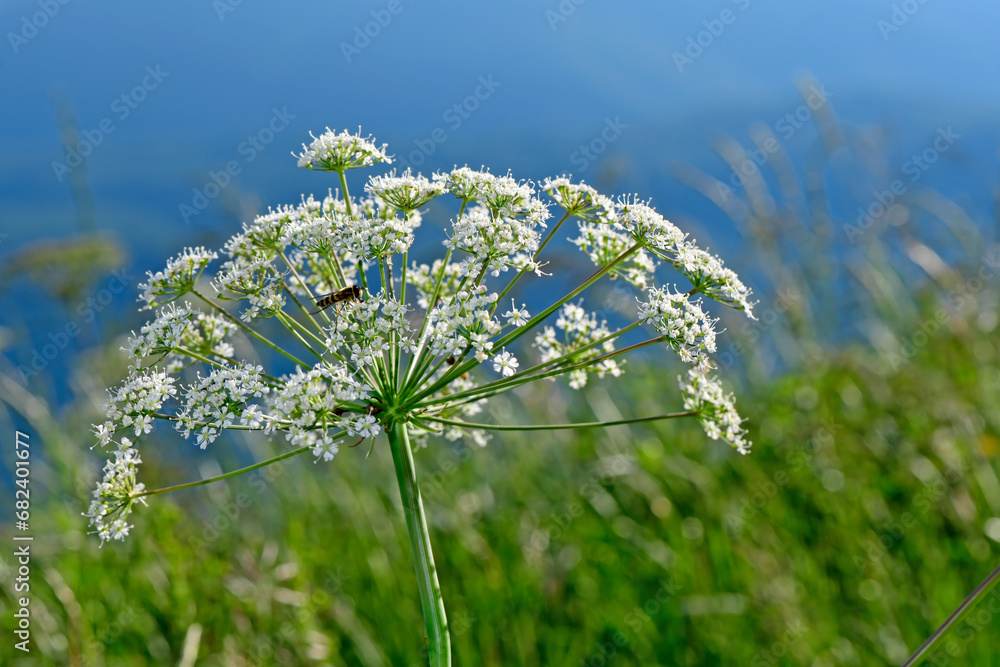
[{"x1": 3, "y1": 1, "x2": 1000, "y2": 665}]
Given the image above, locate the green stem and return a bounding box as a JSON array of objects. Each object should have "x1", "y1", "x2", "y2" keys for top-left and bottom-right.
[
  {"x1": 386, "y1": 422, "x2": 450, "y2": 666},
  {"x1": 134, "y1": 437, "x2": 332, "y2": 498},
  {"x1": 192, "y1": 289, "x2": 311, "y2": 369},
  {"x1": 494, "y1": 210, "x2": 571, "y2": 304},
  {"x1": 278, "y1": 251, "x2": 328, "y2": 335},
  {"x1": 900, "y1": 562, "x2": 1000, "y2": 667},
  {"x1": 424, "y1": 411, "x2": 696, "y2": 431}
]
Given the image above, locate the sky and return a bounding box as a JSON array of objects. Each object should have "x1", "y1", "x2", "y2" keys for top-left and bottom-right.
[{"x1": 1, "y1": 0, "x2": 998, "y2": 382}]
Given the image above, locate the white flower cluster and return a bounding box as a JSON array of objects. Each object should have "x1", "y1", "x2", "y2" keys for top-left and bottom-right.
[
  {"x1": 407, "y1": 259, "x2": 465, "y2": 309},
  {"x1": 89, "y1": 127, "x2": 761, "y2": 546},
  {"x1": 266, "y1": 363, "x2": 373, "y2": 460},
  {"x1": 124, "y1": 301, "x2": 197, "y2": 363},
  {"x1": 679, "y1": 367, "x2": 749, "y2": 454},
  {"x1": 618, "y1": 197, "x2": 687, "y2": 258},
  {"x1": 367, "y1": 170, "x2": 445, "y2": 212},
  {"x1": 85, "y1": 444, "x2": 147, "y2": 544},
  {"x1": 242, "y1": 283, "x2": 286, "y2": 322},
  {"x1": 572, "y1": 222, "x2": 657, "y2": 289},
  {"x1": 637, "y1": 287, "x2": 718, "y2": 369},
  {"x1": 436, "y1": 168, "x2": 551, "y2": 277},
  {"x1": 97, "y1": 370, "x2": 178, "y2": 443},
  {"x1": 296, "y1": 127, "x2": 392, "y2": 172},
  {"x1": 335, "y1": 211, "x2": 418, "y2": 260},
  {"x1": 534, "y1": 303, "x2": 622, "y2": 390},
  {"x1": 668, "y1": 242, "x2": 756, "y2": 317},
  {"x1": 126, "y1": 304, "x2": 237, "y2": 370},
  {"x1": 540, "y1": 176, "x2": 613, "y2": 222},
  {"x1": 447, "y1": 206, "x2": 545, "y2": 278},
  {"x1": 425, "y1": 286, "x2": 502, "y2": 362},
  {"x1": 138, "y1": 246, "x2": 218, "y2": 308},
  {"x1": 175, "y1": 363, "x2": 269, "y2": 449}
]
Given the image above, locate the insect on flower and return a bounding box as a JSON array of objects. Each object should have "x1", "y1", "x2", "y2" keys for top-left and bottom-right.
[{"x1": 309, "y1": 284, "x2": 365, "y2": 315}]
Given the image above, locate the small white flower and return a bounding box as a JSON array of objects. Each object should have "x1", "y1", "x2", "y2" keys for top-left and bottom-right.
[
  {"x1": 240, "y1": 405, "x2": 265, "y2": 429},
  {"x1": 493, "y1": 350, "x2": 519, "y2": 377},
  {"x1": 503, "y1": 301, "x2": 530, "y2": 327}
]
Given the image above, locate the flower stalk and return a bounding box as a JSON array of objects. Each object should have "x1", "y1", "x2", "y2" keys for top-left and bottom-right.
[{"x1": 386, "y1": 421, "x2": 450, "y2": 666}]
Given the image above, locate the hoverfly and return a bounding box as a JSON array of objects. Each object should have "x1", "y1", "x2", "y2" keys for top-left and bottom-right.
[{"x1": 310, "y1": 284, "x2": 365, "y2": 315}]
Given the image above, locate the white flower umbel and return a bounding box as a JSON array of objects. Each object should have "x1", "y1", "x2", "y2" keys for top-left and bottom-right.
[
  {"x1": 85, "y1": 443, "x2": 146, "y2": 545},
  {"x1": 679, "y1": 366, "x2": 750, "y2": 455},
  {"x1": 296, "y1": 127, "x2": 392, "y2": 172},
  {"x1": 638, "y1": 286, "x2": 718, "y2": 369},
  {"x1": 540, "y1": 176, "x2": 614, "y2": 223},
  {"x1": 669, "y1": 241, "x2": 757, "y2": 318},
  {"x1": 367, "y1": 170, "x2": 445, "y2": 213},
  {"x1": 88, "y1": 127, "x2": 759, "y2": 667},
  {"x1": 533, "y1": 303, "x2": 623, "y2": 390},
  {"x1": 138, "y1": 247, "x2": 218, "y2": 309}
]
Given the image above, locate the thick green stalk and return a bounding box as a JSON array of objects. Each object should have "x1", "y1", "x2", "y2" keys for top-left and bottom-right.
[{"x1": 386, "y1": 422, "x2": 450, "y2": 666}]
